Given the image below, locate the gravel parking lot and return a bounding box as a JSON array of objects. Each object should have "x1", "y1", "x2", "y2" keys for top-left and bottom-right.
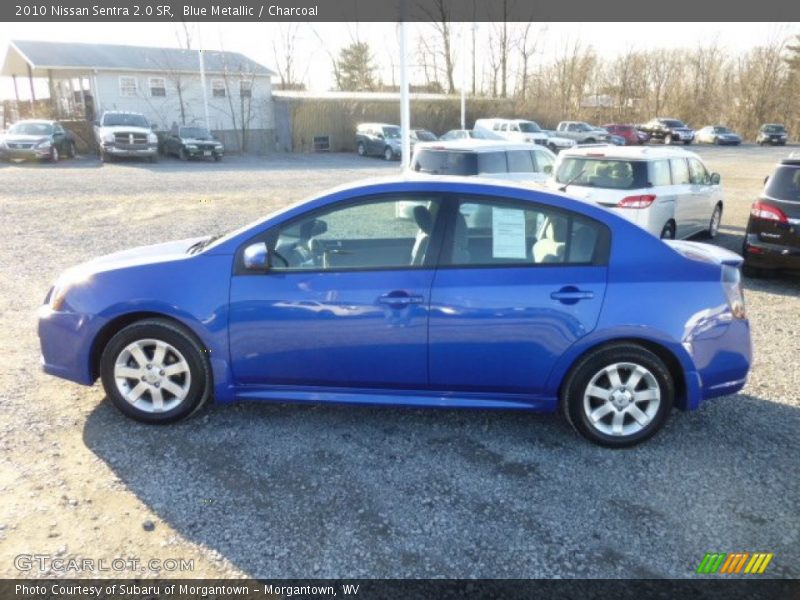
[{"x1": 0, "y1": 146, "x2": 798, "y2": 579}]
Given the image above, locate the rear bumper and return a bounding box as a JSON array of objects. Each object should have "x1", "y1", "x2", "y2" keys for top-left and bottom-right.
[
  {"x1": 743, "y1": 236, "x2": 800, "y2": 271},
  {"x1": 687, "y1": 319, "x2": 752, "y2": 407},
  {"x1": 1, "y1": 147, "x2": 53, "y2": 160}
]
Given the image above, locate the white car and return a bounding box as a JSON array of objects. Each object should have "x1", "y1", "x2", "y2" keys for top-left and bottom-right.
[
  {"x1": 547, "y1": 145, "x2": 724, "y2": 240},
  {"x1": 94, "y1": 111, "x2": 159, "y2": 163},
  {"x1": 474, "y1": 118, "x2": 575, "y2": 153}
]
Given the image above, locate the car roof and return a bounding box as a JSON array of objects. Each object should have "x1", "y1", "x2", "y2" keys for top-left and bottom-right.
[
  {"x1": 358, "y1": 123, "x2": 399, "y2": 128},
  {"x1": 413, "y1": 140, "x2": 549, "y2": 153},
  {"x1": 11, "y1": 119, "x2": 56, "y2": 125},
  {"x1": 559, "y1": 144, "x2": 699, "y2": 161}
]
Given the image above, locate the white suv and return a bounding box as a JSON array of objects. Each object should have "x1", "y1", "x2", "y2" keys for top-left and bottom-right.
[
  {"x1": 474, "y1": 118, "x2": 575, "y2": 153},
  {"x1": 547, "y1": 145, "x2": 724, "y2": 240}
]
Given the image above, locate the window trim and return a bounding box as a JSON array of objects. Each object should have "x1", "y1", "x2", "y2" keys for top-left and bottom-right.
[
  {"x1": 239, "y1": 79, "x2": 253, "y2": 97},
  {"x1": 148, "y1": 76, "x2": 167, "y2": 97},
  {"x1": 118, "y1": 76, "x2": 138, "y2": 97},
  {"x1": 211, "y1": 79, "x2": 226, "y2": 98},
  {"x1": 233, "y1": 193, "x2": 448, "y2": 276}
]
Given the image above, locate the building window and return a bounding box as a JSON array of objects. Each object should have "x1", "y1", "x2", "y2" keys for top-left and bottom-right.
[
  {"x1": 211, "y1": 79, "x2": 226, "y2": 98},
  {"x1": 240, "y1": 80, "x2": 252, "y2": 98},
  {"x1": 149, "y1": 77, "x2": 166, "y2": 97},
  {"x1": 119, "y1": 76, "x2": 137, "y2": 97}
]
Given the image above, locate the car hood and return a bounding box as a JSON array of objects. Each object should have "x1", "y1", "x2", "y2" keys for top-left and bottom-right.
[
  {"x1": 4, "y1": 134, "x2": 50, "y2": 143},
  {"x1": 97, "y1": 125, "x2": 152, "y2": 134},
  {"x1": 665, "y1": 240, "x2": 743, "y2": 267}
]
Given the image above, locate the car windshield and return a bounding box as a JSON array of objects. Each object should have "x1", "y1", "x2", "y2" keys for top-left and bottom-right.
[
  {"x1": 518, "y1": 122, "x2": 542, "y2": 133},
  {"x1": 763, "y1": 125, "x2": 786, "y2": 133},
  {"x1": 180, "y1": 127, "x2": 212, "y2": 139},
  {"x1": 555, "y1": 157, "x2": 648, "y2": 190},
  {"x1": 383, "y1": 127, "x2": 401, "y2": 139},
  {"x1": 663, "y1": 120, "x2": 686, "y2": 128},
  {"x1": 102, "y1": 113, "x2": 149, "y2": 128},
  {"x1": 765, "y1": 167, "x2": 800, "y2": 202},
  {"x1": 414, "y1": 130, "x2": 437, "y2": 141},
  {"x1": 714, "y1": 127, "x2": 732, "y2": 133},
  {"x1": 471, "y1": 129, "x2": 504, "y2": 140},
  {"x1": 9, "y1": 122, "x2": 53, "y2": 135}
]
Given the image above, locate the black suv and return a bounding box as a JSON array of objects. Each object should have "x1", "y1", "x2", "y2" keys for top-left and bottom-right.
[
  {"x1": 756, "y1": 123, "x2": 788, "y2": 146},
  {"x1": 637, "y1": 118, "x2": 695, "y2": 145},
  {"x1": 743, "y1": 156, "x2": 800, "y2": 276}
]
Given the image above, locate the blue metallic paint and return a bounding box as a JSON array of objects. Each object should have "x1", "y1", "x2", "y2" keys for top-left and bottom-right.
[{"x1": 38, "y1": 177, "x2": 752, "y2": 414}]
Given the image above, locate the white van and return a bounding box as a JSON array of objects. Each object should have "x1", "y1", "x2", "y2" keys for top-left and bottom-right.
[{"x1": 547, "y1": 145, "x2": 724, "y2": 240}]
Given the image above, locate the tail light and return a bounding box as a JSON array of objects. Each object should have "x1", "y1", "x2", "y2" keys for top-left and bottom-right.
[
  {"x1": 750, "y1": 201, "x2": 787, "y2": 222},
  {"x1": 617, "y1": 195, "x2": 656, "y2": 209},
  {"x1": 722, "y1": 265, "x2": 746, "y2": 319}
]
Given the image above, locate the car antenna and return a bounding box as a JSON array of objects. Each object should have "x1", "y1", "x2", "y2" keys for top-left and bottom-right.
[{"x1": 559, "y1": 168, "x2": 586, "y2": 193}]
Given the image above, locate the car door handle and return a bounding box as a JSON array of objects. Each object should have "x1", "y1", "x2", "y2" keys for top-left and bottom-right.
[
  {"x1": 377, "y1": 291, "x2": 425, "y2": 307},
  {"x1": 551, "y1": 287, "x2": 594, "y2": 304}
]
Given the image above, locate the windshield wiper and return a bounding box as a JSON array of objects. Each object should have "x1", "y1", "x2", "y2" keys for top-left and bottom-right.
[
  {"x1": 187, "y1": 234, "x2": 222, "y2": 255},
  {"x1": 558, "y1": 168, "x2": 586, "y2": 192}
]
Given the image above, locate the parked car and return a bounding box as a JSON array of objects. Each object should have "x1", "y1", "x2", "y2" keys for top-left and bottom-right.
[
  {"x1": 37, "y1": 176, "x2": 751, "y2": 447},
  {"x1": 638, "y1": 118, "x2": 695, "y2": 145},
  {"x1": 409, "y1": 140, "x2": 556, "y2": 182},
  {"x1": 756, "y1": 124, "x2": 789, "y2": 146},
  {"x1": 162, "y1": 125, "x2": 224, "y2": 161},
  {"x1": 94, "y1": 111, "x2": 159, "y2": 163},
  {"x1": 410, "y1": 129, "x2": 437, "y2": 143},
  {"x1": 742, "y1": 156, "x2": 800, "y2": 276},
  {"x1": 0, "y1": 120, "x2": 76, "y2": 162},
  {"x1": 604, "y1": 124, "x2": 642, "y2": 146},
  {"x1": 556, "y1": 121, "x2": 610, "y2": 144},
  {"x1": 474, "y1": 118, "x2": 575, "y2": 152},
  {"x1": 548, "y1": 145, "x2": 723, "y2": 240},
  {"x1": 696, "y1": 126, "x2": 742, "y2": 145},
  {"x1": 439, "y1": 129, "x2": 504, "y2": 141},
  {"x1": 539, "y1": 130, "x2": 578, "y2": 153},
  {"x1": 355, "y1": 123, "x2": 402, "y2": 160},
  {"x1": 636, "y1": 129, "x2": 651, "y2": 144}
]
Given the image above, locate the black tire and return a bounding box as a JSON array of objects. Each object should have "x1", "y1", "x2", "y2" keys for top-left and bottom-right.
[
  {"x1": 384, "y1": 146, "x2": 394, "y2": 161},
  {"x1": 704, "y1": 204, "x2": 722, "y2": 239},
  {"x1": 560, "y1": 343, "x2": 674, "y2": 448},
  {"x1": 660, "y1": 220, "x2": 676, "y2": 240},
  {"x1": 67, "y1": 142, "x2": 76, "y2": 158},
  {"x1": 357, "y1": 142, "x2": 366, "y2": 157},
  {"x1": 214, "y1": 154, "x2": 222, "y2": 162},
  {"x1": 100, "y1": 319, "x2": 211, "y2": 424}
]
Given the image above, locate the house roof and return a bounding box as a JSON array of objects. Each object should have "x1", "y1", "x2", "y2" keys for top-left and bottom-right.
[{"x1": 3, "y1": 40, "x2": 275, "y2": 77}]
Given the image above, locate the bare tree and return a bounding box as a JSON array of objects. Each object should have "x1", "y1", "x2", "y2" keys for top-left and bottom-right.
[
  {"x1": 417, "y1": 0, "x2": 457, "y2": 93},
  {"x1": 272, "y1": 24, "x2": 306, "y2": 90},
  {"x1": 514, "y1": 23, "x2": 545, "y2": 101}
]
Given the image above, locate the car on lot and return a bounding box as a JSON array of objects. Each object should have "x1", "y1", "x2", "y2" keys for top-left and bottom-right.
[
  {"x1": 439, "y1": 129, "x2": 504, "y2": 141},
  {"x1": 38, "y1": 176, "x2": 751, "y2": 447},
  {"x1": 540, "y1": 130, "x2": 578, "y2": 153},
  {"x1": 742, "y1": 156, "x2": 800, "y2": 276},
  {"x1": 162, "y1": 125, "x2": 224, "y2": 161},
  {"x1": 355, "y1": 123, "x2": 402, "y2": 160},
  {"x1": 410, "y1": 129, "x2": 437, "y2": 143},
  {"x1": 0, "y1": 120, "x2": 76, "y2": 162},
  {"x1": 94, "y1": 111, "x2": 159, "y2": 163},
  {"x1": 474, "y1": 118, "x2": 575, "y2": 152},
  {"x1": 638, "y1": 118, "x2": 695, "y2": 145},
  {"x1": 696, "y1": 126, "x2": 742, "y2": 145},
  {"x1": 604, "y1": 124, "x2": 643, "y2": 146},
  {"x1": 556, "y1": 121, "x2": 611, "y2": 144},
  {"x1": 756, "y1": 123, "x2": 789, "y2": 146},
  {"x1": 548, "y1": 145, "x2": 723, "y2": 240}
]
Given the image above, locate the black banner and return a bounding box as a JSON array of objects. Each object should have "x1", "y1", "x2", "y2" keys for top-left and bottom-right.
[
  {"x1": 2, "y1": 579, "x2": 800, "y2": 600},
  {"x1": 3, "y1": 0, "x2": 800, "y2": 22}
]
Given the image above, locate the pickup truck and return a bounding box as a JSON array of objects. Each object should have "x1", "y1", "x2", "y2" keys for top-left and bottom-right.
[
  {"x1": 94, "y1": 111, "x2": 159, "y2": 163},
  {"x1": 556, "y1": 121, "x2": 610, "y2": 144},
  {"x1": 474, "y1": 118, "x2": 575, "y2": 152}
]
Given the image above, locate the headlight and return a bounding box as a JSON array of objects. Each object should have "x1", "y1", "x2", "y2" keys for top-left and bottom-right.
[
  {"x1": 216, "y1": 144, "x2": 224, "y2": 151},
  {"x1": 36, "y1": 140, "x2": 52, "y2": 149},
  {"x1": 186, "y1": 144, "x2": 197, "y2": 150},
  {"x1": 49, "y1": 282, "x2": 70, "y2": 311},
  {"x1": 102, "y1": 133, "x2": 115, "y2": 143},
  {"x1": 148, "y1": 133, "x2": 158, "y2": 143}
]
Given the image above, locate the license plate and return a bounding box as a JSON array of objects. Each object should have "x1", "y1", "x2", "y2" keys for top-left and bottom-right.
[{"x1": 203, "y1": 151, "x2": 211, "y2": 156}]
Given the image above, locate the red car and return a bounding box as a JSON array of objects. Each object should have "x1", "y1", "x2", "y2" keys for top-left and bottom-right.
[{"x1": 604, "y1": 124, "x2": 644, "y2": 145}]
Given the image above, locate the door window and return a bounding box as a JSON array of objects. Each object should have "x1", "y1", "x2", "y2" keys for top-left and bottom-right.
[
  {"x1": 650, "y1": 160, "x2": 672, "y2": 186},
  {"x1": 688, "y1": 158, "x2": 710, "y2": 185},
  {"x1": 670, "y1": 158, "x2": 691, "y2": 185},
  {"x1": 270, "y1": 196, "x2": 441, "y2": 271},
  {"x1": 445, "y1": 197, "x2": 609, "y2": 267},
  {"x1": 533, "y1": 149, "x2": 555, "y2": 173},
  {"x1": 506, "y1": 150, "x2": 535, "y2": 173}
]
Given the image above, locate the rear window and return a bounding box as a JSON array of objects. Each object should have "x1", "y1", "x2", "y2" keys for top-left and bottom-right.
[
  {"x1": 765, "y1": 166, "x2": 800, "y2": 202},
  {"x1": 555, "y1": 157, "x2": 648, "y2": 190},
  {"x1": 411, "y1": 149, "x2": 478, "y2": 175}
]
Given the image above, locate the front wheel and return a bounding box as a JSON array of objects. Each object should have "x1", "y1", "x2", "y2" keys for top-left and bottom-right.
[
  {"x1": 660, "y1": 221, "x2": 676, "y2": 240},
  {"x1": 357, "y1": 142, "x2": 366, "y2": 156},
  {"x1": 100, "y1": 319, "x2": 211, "y2": 424},
  {"x1": 384, "y1": 146, "x2": 394, "y2": 161},
  {"x1": 561, "y1": 344, "x2": 674, "y2": 447}
]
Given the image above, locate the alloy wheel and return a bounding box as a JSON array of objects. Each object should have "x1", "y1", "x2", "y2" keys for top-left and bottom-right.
[{"x1": 113, "y1": 338, "x2": 191, "y2": 413}]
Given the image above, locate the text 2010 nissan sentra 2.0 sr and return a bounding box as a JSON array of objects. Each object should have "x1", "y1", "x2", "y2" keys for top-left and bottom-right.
[{"x1": 38, "y1": 177, "x2": 752, "y2": 447}]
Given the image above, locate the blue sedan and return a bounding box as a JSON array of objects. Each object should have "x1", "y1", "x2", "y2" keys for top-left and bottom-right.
[{"x1": 38, "y1": 177, "x2": 752, "y2": 447}]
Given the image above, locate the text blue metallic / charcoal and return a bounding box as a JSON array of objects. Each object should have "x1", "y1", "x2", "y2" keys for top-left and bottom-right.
[{"x1": 37, "y1": 178, "x2": 751, "y2": 443}]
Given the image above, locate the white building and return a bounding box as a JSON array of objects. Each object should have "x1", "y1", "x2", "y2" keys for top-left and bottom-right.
[{"x1": 1, "y1": 40, "x2": 276, "y2": 151}]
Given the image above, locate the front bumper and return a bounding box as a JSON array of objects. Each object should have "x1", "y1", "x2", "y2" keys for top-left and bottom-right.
[
  {"x1": 102, "y1": 143, "x2": 158, "y2": 157},
  {"x1": 743, "y1": 236, "x2": 800, "y2": 270},
  {"x1": 1, "y1": 146, "x2": 53, "y2": 160},
  {"x1": 38, "y1": 304, "x2": 104, "y2": 386},
  {"x1": 184, "y1": 147, "x2": 224, "y2": 159}
]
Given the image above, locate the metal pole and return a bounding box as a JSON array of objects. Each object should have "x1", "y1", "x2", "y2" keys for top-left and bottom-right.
[
  {"x1": 399, "y1": 21, "x2": 410, "y2": 170},
  {"x1": 460, "y1": 24, "x2": 467, "y2": 130},
  {"x1": 197, "y1": 24, "x2": 211, "y2": 130}
]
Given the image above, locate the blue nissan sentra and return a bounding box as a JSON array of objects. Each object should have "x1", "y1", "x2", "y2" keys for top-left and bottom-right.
[{"x1": 38, "y1": 177, "x2": 751, "y2": 447}]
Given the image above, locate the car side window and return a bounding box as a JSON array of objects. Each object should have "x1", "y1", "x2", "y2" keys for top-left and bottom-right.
[
  {"x1": 506, "y1": 150, "x2": 534, "y2": 173},
  {"x1": 670, "y1": 158, "x2": 691, "y2": 185},
  {"x1": 650, "y1": 160, "x2": 671, "y2": 186},
  {"x1": 477, "y1": 153, "x2": 507, "y2": 174},
  {"x1": 270, "y1": 196, "x2": 441, "y2": 271},
  {"x1": 444, "y1": 197, "x2": 609, "y2": 267},
  {"x1": 688, "y1": 158, "x2": 710, "y2": 185},
  {"x1": 533, "y1": 149, "x2": 555, "y2": 173}
]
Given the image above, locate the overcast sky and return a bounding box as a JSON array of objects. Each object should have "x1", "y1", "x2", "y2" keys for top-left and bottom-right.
[{"x1": 1, "y1": 21, "x2": 797, "y2": 99}]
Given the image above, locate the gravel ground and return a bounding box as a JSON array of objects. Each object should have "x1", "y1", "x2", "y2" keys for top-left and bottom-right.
[{"x1": 0, "y1": 147, "x2": 798, "y2": 579}]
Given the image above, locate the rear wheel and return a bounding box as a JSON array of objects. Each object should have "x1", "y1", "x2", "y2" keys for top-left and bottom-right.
[
  {"x1": 357, "y1": 142, "x2": 366, "y2": 156},
  {"x1": 561, "y1": 344, "x2": 674, "y2": 447},
  {"x1": 660, "y1": 220, "x2": 676, "y2": 240},
  {"x1": 706, "y1": 205, "x2": 722, "y2": 239},
  {"x1": 100, "y1": 319, "x2": 211, "y2": 424},
  {"x1": 384, "y1": 146, "x2": 394, "y2": 161}
]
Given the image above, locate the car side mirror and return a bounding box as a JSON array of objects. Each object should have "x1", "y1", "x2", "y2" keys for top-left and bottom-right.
[
  {"x1": 710, "y1": 173, "x2": 721, "y2": 185},
  {"x1": 243, "y1": 242, "x2": 269, "y2": 271},
  {"x1": 543, "y1": 165, "x2": 553, "y2": 175}
]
